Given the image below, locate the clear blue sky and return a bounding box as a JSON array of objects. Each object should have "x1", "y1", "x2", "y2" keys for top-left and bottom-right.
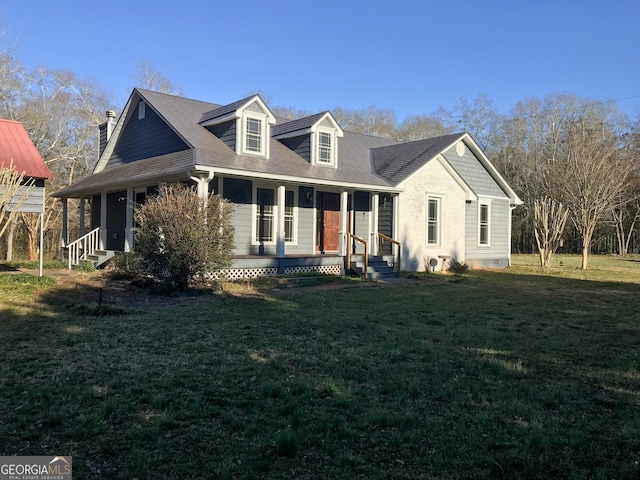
[{"x1": 1, "y1": 0, "x2": 639, "y2": 120}]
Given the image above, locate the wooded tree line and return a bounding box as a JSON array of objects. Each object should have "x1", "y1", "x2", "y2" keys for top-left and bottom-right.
[{"x1": 1, "y1": 30, "x2": 638, "y2": 267}]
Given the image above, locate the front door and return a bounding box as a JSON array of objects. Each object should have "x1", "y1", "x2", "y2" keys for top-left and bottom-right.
[
  {"x1": 106, "y1": 190, "x2": 127, "y2": 251},
  {"x1": 316, "y1": 192, "x2": 340, "y2": 252}
]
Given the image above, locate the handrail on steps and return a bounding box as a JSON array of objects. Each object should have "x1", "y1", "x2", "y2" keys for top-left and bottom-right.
[
  {"x1": 345, "y1": 232, "x2": 368, "y2": 279},
  {"x1": 67, "y1": 227, "x2": 100, "y2": 270},
  {"x1": 377, "y1": 233, "x2": 401, "y2": 273}
]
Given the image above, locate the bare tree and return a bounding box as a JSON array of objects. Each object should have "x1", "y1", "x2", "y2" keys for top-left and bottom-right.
[
  {"x1": 436, "y1": 94, "x2": 504, "y2": 153},
  {"x1": 332, "y1": 105, "x2": 398, "y2": 138},
  {"x1": 398, "y1": 114, "x2": 451, "y2": 141},
  {"x1": 534, "y1": 197, "x2": 569, "y2": 268},
  {"x1": 0, "y1": 164, "x2": 34, "y2": 239},
  {"x1": 545, "y1": 117, "x2": 636, "y2": 269},
  {"x1": 135, "y1": 61, "x2": 183, "y2": 96}
]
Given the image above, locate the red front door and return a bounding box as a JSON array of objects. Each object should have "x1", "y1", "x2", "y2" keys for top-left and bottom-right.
[{"x1": 317, "y1": 192, "x2": 340, "y2": 252}]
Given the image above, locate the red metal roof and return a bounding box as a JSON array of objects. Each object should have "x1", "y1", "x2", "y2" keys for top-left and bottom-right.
[{"x1": 0, "y1": 119, "x2": 52, "y2": 179}]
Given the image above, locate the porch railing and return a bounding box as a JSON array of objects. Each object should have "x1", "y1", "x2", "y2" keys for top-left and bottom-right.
[
  {"x1": 346, "y1": 232, "x2": 368, "y2": 279},
  {"x1": 67, "y1": 227, "x2": 100, "y2": 269},
  {"x1": 377, "y1": 233, "x2": 401, "y2": 273}
]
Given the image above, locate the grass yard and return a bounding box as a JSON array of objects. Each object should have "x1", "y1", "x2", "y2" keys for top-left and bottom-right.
[{"x1": 1, "y1": 255, "x2": 639, "y2": 479}]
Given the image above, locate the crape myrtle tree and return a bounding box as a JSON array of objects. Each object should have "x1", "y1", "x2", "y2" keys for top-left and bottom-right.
[
  {"x1": 543, "y1": 115, "x2": 636, "y2": 269},
  {"x1": 533, "y1": 196, "x2": 569, "y2": 269},
  {"x1": 134, "y1": 184, "x2": 235, "y2": 290}
]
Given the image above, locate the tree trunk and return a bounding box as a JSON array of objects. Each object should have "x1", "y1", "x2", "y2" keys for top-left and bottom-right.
[
  {"x1": 581, "y1": 245, "x2": 589, "y2": 270},
  {"x1": 5, "y1": 218, "x2": 17, "y2": 261}
]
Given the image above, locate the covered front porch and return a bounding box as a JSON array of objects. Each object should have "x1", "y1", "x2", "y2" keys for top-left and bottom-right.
[{"x1": 58, "y1": 170, "x2": 402, "y2": 279}]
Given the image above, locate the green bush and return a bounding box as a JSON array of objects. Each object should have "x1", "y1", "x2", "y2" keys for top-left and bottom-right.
[{"x1": 134, "y1": 185, "x2": 235, "y2": 290}]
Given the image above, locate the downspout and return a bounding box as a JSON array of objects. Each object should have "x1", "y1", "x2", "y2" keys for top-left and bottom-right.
[
  {"x1": 189, "y1": 170, "x2": 215, "y2": 201},
  {"x1": 508, "y1": 205, "x2": 516, "y2": 266}
]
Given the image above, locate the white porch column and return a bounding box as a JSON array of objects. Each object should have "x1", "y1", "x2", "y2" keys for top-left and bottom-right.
[
  {"x1": 339, "y1": 190, "x2": 349, "y2": 256},
  {"x1": 276, "y1": 185, "x2": 286, "y2": 258},
  {"x1": 371, "y1": 193, "x2": 379, "y2": 256},
  {"x1": 78, "y1": 196, "x2": 86, "y2": 237},
  {"x1": 100, "y1": 191, "x2": 107, "y2": 250},
  {"x1": 124, "y1": 187, "x2": 134, "y2": 252},
  {"x1": 61, "y1": 198, "x2": 68, "y2": 248},
  {"x1": 392, "y1": 194, "x2": 400, "y2": 259}
]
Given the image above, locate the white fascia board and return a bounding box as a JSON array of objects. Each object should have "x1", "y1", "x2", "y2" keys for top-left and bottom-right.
[
  {"x1": 435, "y1": 154, "x2": 478, "y2": 202},
  {"x1": 460, "y1": 133, "x2": 523, "y2": 205},
  {"x1": 310, "y1": 112, "x2": 344, "y2": 137},
  {"x1": 241, "y1": 95, "x2": 277, "y2": 125},
  {"x1": 194, "y1": 164, "x2": 402, "y2": 193}
]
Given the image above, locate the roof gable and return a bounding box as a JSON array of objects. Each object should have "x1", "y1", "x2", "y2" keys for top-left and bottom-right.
[
  {"x1": 200, "y1": 94, "x2": 276, "y2": 126},
  {"x1": 372, "y1": 133, "x2": 465, "y2": 185},
  {"x1": 0, "y1": 119, "x2": 52, "y2": 179}
]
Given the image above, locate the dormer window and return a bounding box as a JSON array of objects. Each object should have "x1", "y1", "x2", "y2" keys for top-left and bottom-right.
[
  {"x1": 245, "y1": 117, "x2": 263, "y2": 153},
  {"x1": 200, "y1": 95, "x2": 275, "y2": 159},
  {"x1": 314, "y1": 127, "x2": 338, "y2": 166},
  {"x1": 272, "y1": 111, "x2": 343, "y2": 167},
  {"x1": 241, "y1": 112, "x2": 269, "y2": 156},
  {"x1": 318, "y1": 132, "x2": 332, "y2": 163}
]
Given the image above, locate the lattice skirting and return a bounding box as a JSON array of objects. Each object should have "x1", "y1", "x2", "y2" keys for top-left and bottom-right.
[
  {"x1": 284, "y1": 265, "x2": 342, "y2": 276},
  {"x1": 215, "y1": 264, "x2": 342, "y2": 280}
]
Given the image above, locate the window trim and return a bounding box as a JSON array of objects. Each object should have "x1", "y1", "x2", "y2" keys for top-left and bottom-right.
[
  {"x1": 138, "y1": 101, "x2": 146, "y2": 120},
  {"x1": 478, "y1": 200, "x2": 492, "y2": 247},
  {"x1": 426, "y1": 194, "x2": 442, "y2": 247},
  {"x1": 284, "y1": 189, "x2": 298, "y2": 245},
  {"x1": 252, "y1": 185, "x2": 298, "y2": 246},
  {"x1": 313, "y1": 127, "x2": 337, "y2": 167},
  {"x1": 254, "y1": 186, "x2": 275, "y2": 245},
  {"x1": 240, "y1": 112, "x2": 269, "y2": 157}
]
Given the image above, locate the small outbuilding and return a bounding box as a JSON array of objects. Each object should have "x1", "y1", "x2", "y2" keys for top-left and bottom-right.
[{"x1": 0, "y1": 118, "x2": 53, "y2": 274}]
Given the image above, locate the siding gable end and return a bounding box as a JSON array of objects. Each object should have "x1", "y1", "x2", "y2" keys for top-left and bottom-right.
[
  {"x1": 106, "y1": 102, "x2": 189, "y2": 169},
  {"x1": 441, "y1": 141, "x2": 508, "y2": 198}
]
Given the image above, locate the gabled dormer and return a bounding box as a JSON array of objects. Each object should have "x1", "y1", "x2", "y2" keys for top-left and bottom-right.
[
  {"x1": 200, "y1": 95, "x2": 276, "y2": 159},
  {"x1": 273, "y1": 112, "x2": 344, "y2": 168}
]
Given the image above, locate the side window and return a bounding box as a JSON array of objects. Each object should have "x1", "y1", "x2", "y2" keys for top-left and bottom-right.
[
  {"x1": 479, "y1": 202, "x2": 491, "y2": 246},
  {"x1": 426, "y1": 196, "x2": 441, "y2": 245}
]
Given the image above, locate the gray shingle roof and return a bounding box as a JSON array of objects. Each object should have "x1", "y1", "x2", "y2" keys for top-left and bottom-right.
[
  {"x1": 272, "y1": 112, "x2": 328, "y2": 136},
  {"x1": 54, "y1": 89, "x2": 474, "y2": 198},
  {"x1": 372, "y1": 133, "x2": 466, "y2": 184},
  {"x1": 199, "y1": 95, "x2": 255, "y2": 124}
]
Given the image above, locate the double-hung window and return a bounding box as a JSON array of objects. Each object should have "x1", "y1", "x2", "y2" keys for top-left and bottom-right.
[
  {"x1": 479, "y1": 201, "x2": 491, "y2": 246},
  {"x1": 284, "y1": 190, "x2": 295, "y2": 243},
  {"x1": 245, "y1": 117, "x2": 263, "y2": 154},
  {"x1": 426, "y1": 196, "x2": 441, "y2": 245},
  {"x1": 256, "y1": 188, "x2": 274, "y2": 243},
  {"x1": 254, "y1": 188, "x2": 297, "y2": 244},
  {"x1": 318, "y1": 132, "x2": 332, "y2": 163}
]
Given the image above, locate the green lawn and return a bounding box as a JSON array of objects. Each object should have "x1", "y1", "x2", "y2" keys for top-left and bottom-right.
[{"x1": 1, "y1": 255, "x2": 639, "y2": 479}]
